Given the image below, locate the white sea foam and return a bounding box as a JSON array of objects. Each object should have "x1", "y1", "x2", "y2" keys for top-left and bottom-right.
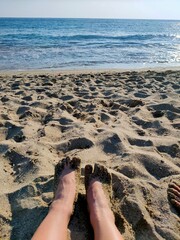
[{"x1": 0, "y1": 18, "x2": 179, "y2": 70}]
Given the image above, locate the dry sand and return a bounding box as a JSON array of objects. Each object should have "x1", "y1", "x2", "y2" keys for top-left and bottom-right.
[{"x1": 0, "y1": 69, "x2": 179, "y2": 240}]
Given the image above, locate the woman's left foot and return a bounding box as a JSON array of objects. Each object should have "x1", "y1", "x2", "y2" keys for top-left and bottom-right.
[{"x1": 52, "y1": 157, "x2": 81, "y2": 217}]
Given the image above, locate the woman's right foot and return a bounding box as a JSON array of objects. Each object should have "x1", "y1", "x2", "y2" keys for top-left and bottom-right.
[{"x1": 85, "y1": 164, "x2": 115, "y2": 227}]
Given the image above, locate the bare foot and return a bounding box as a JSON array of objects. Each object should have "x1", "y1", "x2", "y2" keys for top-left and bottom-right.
[
  {"x1": 168, "y1": 181, "x2": 180, "y2": 212},
  {"x1": 52, "y1": 157, "x2": 81, "y2": 218},
  {"x1": 85, "y1": 164, "x2": 114, "y2": 227},
  {"x1": 32, "y1": 157, "x2": 81, "y2": 240}
]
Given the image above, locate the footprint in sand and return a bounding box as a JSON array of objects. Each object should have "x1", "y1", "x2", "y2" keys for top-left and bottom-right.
[
  {"x1": 5, "y1": 122, "x2": 25, "y2": 143},
  {"x1": 5, "y1": 150, "x2": 38, "y2": 182},
  {"x1": 6, "y1": 176, "x2": 53, "y2": 240},
  {"x1": 138, "y1": 153, "x2": 180, "y2": 180},
  {"x1": 157, "y1": 144, "x2": 180, "y2": 158},
  {"x1": 99, "y1": 132, "x2": 124, "y2": 155},
  {"x1": 58, "y1": 137, "x2": 94, "y2": 153},
  {"x1": 128, "y1": 138, "x2": 153, "y2": 147}
]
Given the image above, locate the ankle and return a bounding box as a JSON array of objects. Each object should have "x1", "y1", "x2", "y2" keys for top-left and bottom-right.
[
  {"x1": 90, "y1": 208, "x2": 115, "y2": 228},
  {"x1": 50, "y1": 199, "x2": 73, "y2": 218},
  {"x1": 87, "y1": 181, "x2": 115, "y2": 226},
  {"x1": 87, "y1": 181, "x2": 110, "y2": 210},
  {"x1": 90, "y1": 206, "x2": 114, "y2": 219}
]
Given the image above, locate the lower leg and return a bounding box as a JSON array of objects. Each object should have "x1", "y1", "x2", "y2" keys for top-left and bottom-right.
[
  {"x1": 32, "y1": 157, "x2": 80, "y2": 240},
  {"x1": 86, "y1": 164, "x2": 124, "y2": 240},
  {"x1": 32, "y1": 203, "x2": 70, "y2": 240},
  {"x1": 88, "y1": 181, "x2": 123, "y2": 240}
]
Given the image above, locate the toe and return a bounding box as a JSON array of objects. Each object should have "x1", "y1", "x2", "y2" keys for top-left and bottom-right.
[
  {"x1": 102, "y1": 166, "x2": 111, "y2": 184},
  {"x1": 94, "y1": 163, "x2": 101, "y2": 176},
  {"x1": 168, "y1": 191, "x2": 180, "y2": 202},
  {"x1": 71, "y1": 157, "x2": 81, "y2": 169},
  {"x1": 168, "y1": 187, "x2": 180, "y2": 198},
  {"x1": 85, "y1": 164, "x2": 93, "y2": 175},
  {"x1": 85, "y1": 164, "x2": 93, "y2": 190},
  {"x1": 61, "y1": 158, "x2": 67, "y2": 167},
  {"x1": 169, "y1": 182, "x2": 180, "y2": 192},
  {"x1": 55, "y1": 158, "x2": 65, "y2": 173},
  {"x1": 171, "y1": 199, "x2": 180, "y2": 209},
  {"x1": 65, "y1": 156, "x2": 70, "y2": 166}
]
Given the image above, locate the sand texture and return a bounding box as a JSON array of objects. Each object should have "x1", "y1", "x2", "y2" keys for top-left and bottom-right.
[{"x1": 0, "y1": 69, "x2": 180, "y2": 240}]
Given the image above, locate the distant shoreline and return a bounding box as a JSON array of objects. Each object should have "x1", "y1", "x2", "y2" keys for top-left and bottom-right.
[
  {"x1": 0, "y1": 66, "x2": 180, "y2": 76},
  {"x1": 0, "y1": 17, "x2": 180, "y2": 21}
]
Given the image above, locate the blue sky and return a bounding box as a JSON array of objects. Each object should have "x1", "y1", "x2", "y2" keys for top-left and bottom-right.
[{"x1": 0, "y1": 0, "x2": 180, "y2": 20}]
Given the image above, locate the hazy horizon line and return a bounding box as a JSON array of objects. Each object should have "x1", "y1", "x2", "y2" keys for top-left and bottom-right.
[{"x1": 0, "y1": 17, "x2": 180, "y2": 21}]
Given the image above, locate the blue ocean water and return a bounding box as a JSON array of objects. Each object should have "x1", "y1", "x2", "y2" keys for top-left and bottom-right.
[{"x1": 0, "y1": 18, "x2": 180, "y2": 70}]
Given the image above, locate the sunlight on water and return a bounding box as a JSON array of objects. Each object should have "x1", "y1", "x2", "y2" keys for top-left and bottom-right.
[{"x1": 0, "y1": 18, "x2": 180, "y2": 70}]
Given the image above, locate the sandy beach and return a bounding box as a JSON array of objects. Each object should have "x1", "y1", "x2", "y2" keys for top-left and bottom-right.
[{"x1": 0, "y1": 68, "x2": 179, "y2": 240}]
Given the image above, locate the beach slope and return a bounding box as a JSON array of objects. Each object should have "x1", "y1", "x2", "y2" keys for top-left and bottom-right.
[{"x1": 0, "y1": 69, "x2": 179, "y2": 240}]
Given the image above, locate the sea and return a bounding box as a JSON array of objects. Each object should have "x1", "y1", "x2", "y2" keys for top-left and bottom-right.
[{"x1": 0, "y1": 18, "x2": 180, "y2": 71}]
